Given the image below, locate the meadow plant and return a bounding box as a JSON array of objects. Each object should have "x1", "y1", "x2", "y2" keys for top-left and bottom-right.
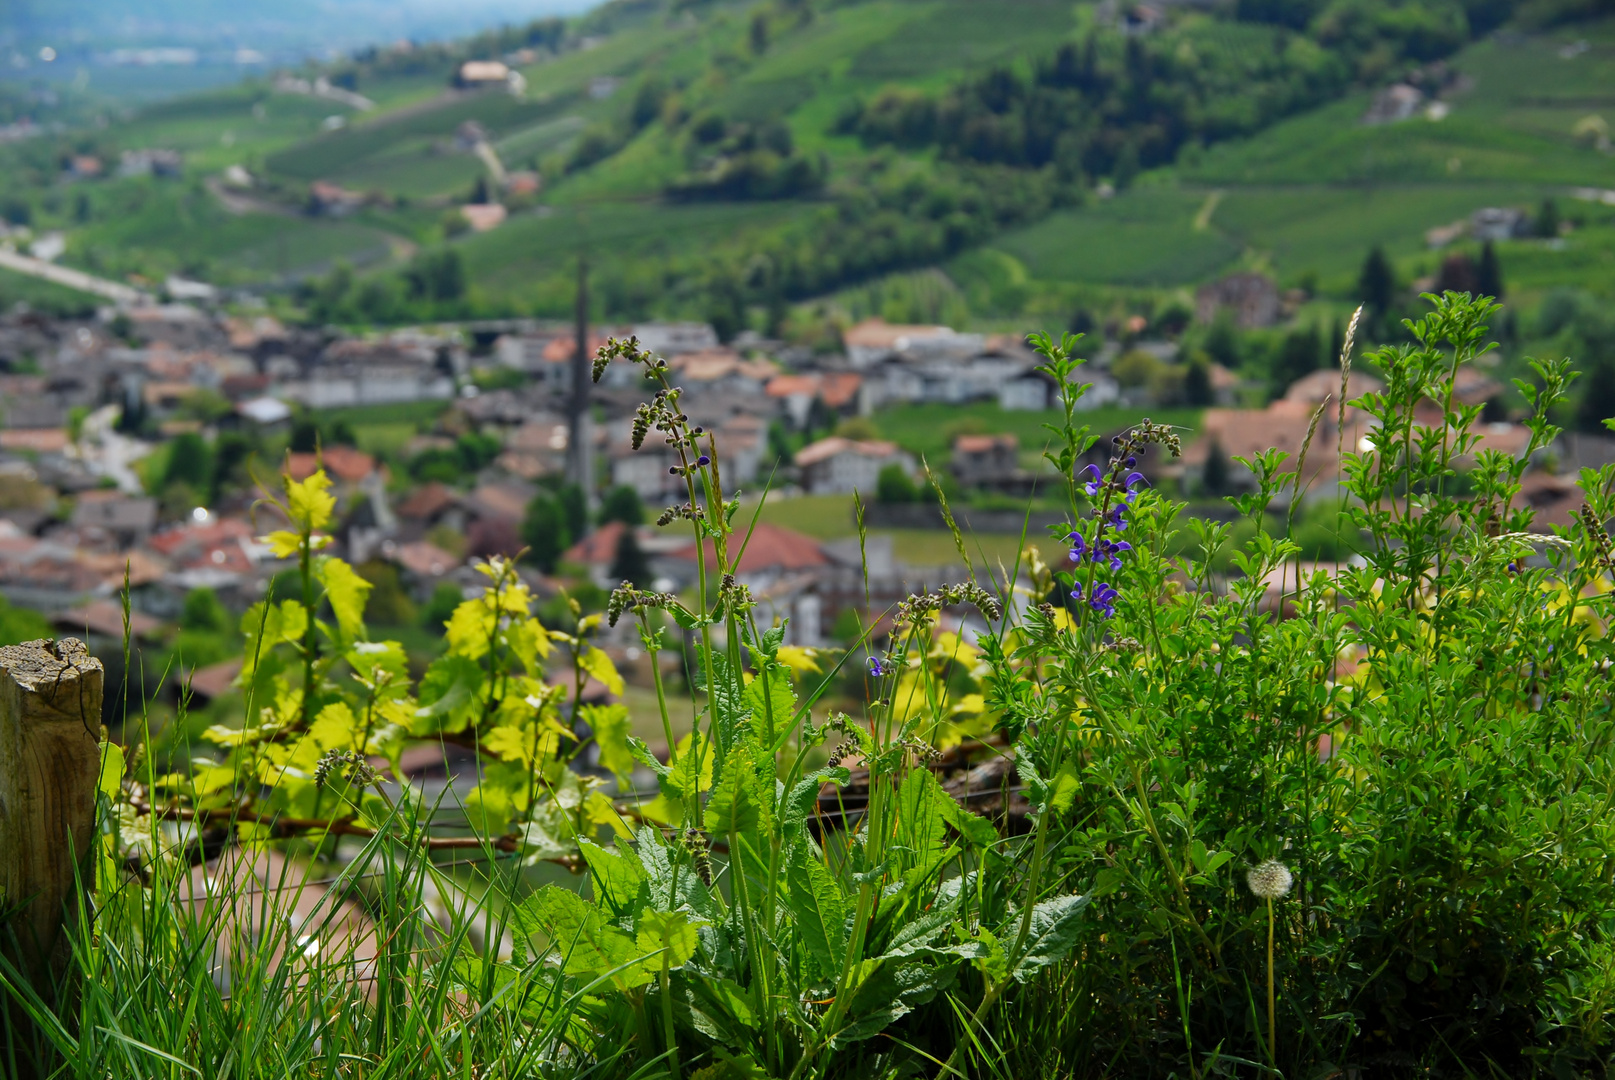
[{"x1": 7, "y1": 293, "x2": 1615, "y2": 1079}]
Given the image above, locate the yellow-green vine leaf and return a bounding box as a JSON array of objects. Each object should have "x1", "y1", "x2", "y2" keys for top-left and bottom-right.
[
  {"x1": 582, "y1": 703, "x2": 634, "y2": 783},
  {"x1": 320, "y1": 557, "x2": 372, "y2": 640},
  {"x1": 579, "y1": 646, "x2": 625, "y2": 698},
  {"x1": 636, "y1": 909, "x2": 704, "y2": 972},
  {"x1": 285, "y1": 468, "x2": 335, "y2": 531}
]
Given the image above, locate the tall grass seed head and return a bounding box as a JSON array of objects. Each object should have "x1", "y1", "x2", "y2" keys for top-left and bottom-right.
[{"x1": 1247, "y1": 859, "x2": 1294, "y2": 900}]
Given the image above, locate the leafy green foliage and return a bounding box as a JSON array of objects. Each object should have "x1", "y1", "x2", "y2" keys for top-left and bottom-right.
[{"x1": 62, "y1": 300, "x2": 1615, "y2": 1078}]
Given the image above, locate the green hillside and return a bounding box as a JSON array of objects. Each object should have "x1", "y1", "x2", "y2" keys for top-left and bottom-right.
[{"x1": 4, "y1": 0, "x2": 1615, "y2": 320}]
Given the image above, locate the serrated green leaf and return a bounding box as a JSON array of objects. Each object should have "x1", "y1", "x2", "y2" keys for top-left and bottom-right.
[
  {"x1": 1009, "y1": 893, "x2": 1092, "y2": 982},
  {"x1": 627, "y1": 735, "x2": 670, "y2": 780},
  {"x1": 580, "y1": 839, "x2": 648, "y2": 918},
  {"x1": 706, "y1": 744, "x2": 771, "y2": 839},
  {"x1": 518, "y1": 886, "x2": 651, "y2": 989},
  {"x1": 786, "y1": 845, "x2": 847, "y2": 981},
  {"x1": 743, "y1": 664, "x2": 796, "y2": 743},
  {"x1": 635, "y1": 910, "x2": 702, "y2": 971},
  {"x1": 782, "y1": 766, "x2": 849, "y2": 839}
]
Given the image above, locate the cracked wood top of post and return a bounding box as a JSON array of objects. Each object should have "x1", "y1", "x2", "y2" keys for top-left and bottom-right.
[{"x1": 0, "y1": 638, "x2": 103, "y2": 696}]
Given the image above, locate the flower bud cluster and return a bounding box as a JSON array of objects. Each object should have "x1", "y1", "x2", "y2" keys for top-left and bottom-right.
[
  {"x1": 314, "y1": 748, "x2": 376, "y2": 789},
  {"x1": 895, "y1": 582, "x2": 1004, "y2": 628},
  {"x1": 606, "y1": 581, "x2": 679, "y2": 627},
  {"x1": 656, "y1": 502, "x2": 705, "y2": 527},
  {"x1": 682, "y1": 826, "x2": 713, "y2": 886}
]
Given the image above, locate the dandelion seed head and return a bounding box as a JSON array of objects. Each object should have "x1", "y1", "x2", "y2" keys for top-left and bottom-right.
[{"x1": 1247, "y1": 859, "x2": 1293, "y2": 900}]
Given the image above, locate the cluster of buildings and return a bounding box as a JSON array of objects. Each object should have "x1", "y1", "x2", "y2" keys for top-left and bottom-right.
[{"x1": 0, "y1": 306, "x2": 1075, "y2": 657}]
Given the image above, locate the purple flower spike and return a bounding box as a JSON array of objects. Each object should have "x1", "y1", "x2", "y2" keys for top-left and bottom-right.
[
  {"x1": 1089, "y1": 582, "x2": 1119, "y2": 619},
  {"x1": 1079, "y1": 464, "x2": 1103, "y2": 497}
]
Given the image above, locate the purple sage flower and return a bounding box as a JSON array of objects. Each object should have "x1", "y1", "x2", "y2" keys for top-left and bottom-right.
[
  {"x1": 1122, "y1": 471, "x2": 1148, "y2": 503},
  {"x1": 696, "y1": 455, "x2": 712, "y2": 467},
  {"x1": 1079, "y1": 464, "x2": 1103, "y2": 498},
  {"x1": 1067, "y1": 529, "x2": 1088, "y2": 564},
  {"x1": 1089, "y1": 582, "x2": 1119, "y2": 619},
  {"x1": 867, "y1": 655, "x2": 886, "y2": 678}
]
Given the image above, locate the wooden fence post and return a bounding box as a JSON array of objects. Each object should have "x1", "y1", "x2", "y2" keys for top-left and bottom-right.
[{"x1": 0, "y1": 638, "x2": 103, "y2": 997}]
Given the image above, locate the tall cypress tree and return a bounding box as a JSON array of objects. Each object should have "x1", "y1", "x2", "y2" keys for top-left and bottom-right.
[
  {"x1": 1358, "y1": 246, "x2": 1395, "y2": 319},
  {"x1": 609, "y1": 527, "x2": 653, "y2": 587},
  {"x1": 1476, "y1": 241, "x2": 1504, "y2": 300}
]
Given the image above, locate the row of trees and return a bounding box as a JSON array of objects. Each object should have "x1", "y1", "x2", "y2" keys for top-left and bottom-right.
[{"x1": 842, "y1": 0, "x2": 1515, "y2": 183}]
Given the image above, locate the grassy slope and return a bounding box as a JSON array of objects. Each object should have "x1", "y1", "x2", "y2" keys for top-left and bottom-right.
[
  {"x1": 17, "y1": 1, "x2": 1615, "y2": 309},
  {"x1": 966, "y1": 20, "x2": 1615, "y2": 309}
]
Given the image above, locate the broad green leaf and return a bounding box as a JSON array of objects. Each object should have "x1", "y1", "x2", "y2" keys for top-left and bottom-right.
[
  {"x1": 481, "y1": 717, "x2": 566, "y2": 766},
  {"x1": 583, "y1": 789, "x2": 634, "y2": 840},
  {"x1": 445, "y1": 596, "x2": 500, "y2": 660},
  {"x1": 580, "y1": 839, "x2": 648, "y2": 917},
  {"x1": 319, "y1": 557, "x2": 372, "y2": 640},
  {"x1": 786, "y1": 846, "x2": 847, "y2": 981},
  {"x1": 285, "y1": 469, "x2": 335, "y2": 531},
  {"x1": 830, "y1": 958, "x2": 940, "y2": 1047},
  {"x1": 1049, "y1": 757, "x2": 1081, "y2": 815},
  {"x1": 413, "y1": 653, "x2": 483, "y2": 735},
  {"x1": 518, "y1": 886, "x2": 651, "y2": 989},
  {"x1": 505, "y1": 616, "x2": 552, "y2": 670},
  {"x1": 635, "y1": 910, "x2": 702, "y2": 971},
  {"x1": 689, "y1": 977, "x2": 757, "y2": 1031},
  {"x1": 579, "y1": 646, "x2": 625, "y2": 697},
  {"x1": 582, "y1": 704, "x2": 634, "y2": 783},
  {"x1": 464, "y1": 780, "x2": 516, "y2": 835},
  {"x1": 1009, "y1": 893, "x2": 1092, "y2": 982},
  {"x1": 346, "y1": 639, "x2": 410, "y2": 695},
  {"x1": 627, "y1": 735, "x2": 670, "y2": 780}
]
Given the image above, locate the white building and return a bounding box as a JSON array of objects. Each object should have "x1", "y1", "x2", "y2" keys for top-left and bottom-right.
[
  {"x1": 795, "y1": 437, "x2": 916, "y2": 495},
  {"x1": 842, "y1": 318, "x2": 981, "y2": 369}
]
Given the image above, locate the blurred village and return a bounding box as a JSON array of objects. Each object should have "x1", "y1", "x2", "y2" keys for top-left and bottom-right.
[{"x1": 2, "y1": 260, "x2": 1610, "y2": 756}]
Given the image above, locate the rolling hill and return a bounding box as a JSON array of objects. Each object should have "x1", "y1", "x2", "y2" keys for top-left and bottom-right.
[{"x1": 5, "y1": 0, "x2": 1615, "y2": 326}]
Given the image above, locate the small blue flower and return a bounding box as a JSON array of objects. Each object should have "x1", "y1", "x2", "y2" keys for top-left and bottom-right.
[
  {"x1": 1122, "y1": 471, "x2": 1148, "y2": 503},
  {"x1": 696, "y1": 455, "x2": 712, "y2": 467},
  {"x1": 1079, "y1": 464, "x2": 1103, "y2": 498},
  {"x1": 867, "y1": 655, "x2": 886, "y2": 678},
  {"x1": 1095, "y1": 539, "x2": 1132, "y2": 572},
  {"x1": 1067, "y1": 529, "x2": 1088, "y2": 563},
  {"x1": 1069, "y1": 582, "x2": 1083, "y2": 603},
  {"x1": 1107, "y1": 504, "x2": 1129, "y2": 532},
  {"x1": 1089, "y1": 582, "x2": 1119, "y2": 619}
]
